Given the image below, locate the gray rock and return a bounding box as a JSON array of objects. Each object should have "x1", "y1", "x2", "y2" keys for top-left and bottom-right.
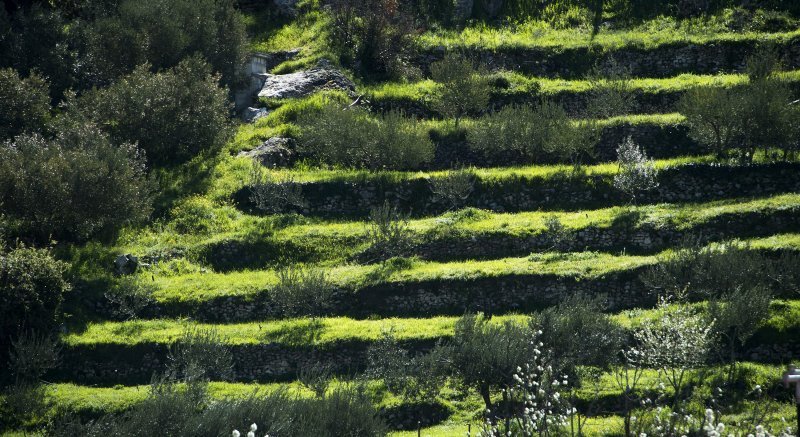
[
  {"x1": 257, "y1": 63, "x2": 355, "y2": 100},
  {"x1": 114, "y1": 254, "x2": 139, "y2": 275},
  {"x1": 242, "y1": 107, "x2": 270, "y2": 123},
  {"x1": 238, "y1": 137, "x2": 297, "y2": 168}
]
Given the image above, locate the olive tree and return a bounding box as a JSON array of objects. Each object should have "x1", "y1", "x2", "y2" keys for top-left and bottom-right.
[
  {"x1": 440, "y1": 313, "x2": 536, "y2": 411},
  {"x1": 0, "y1": 124, "x2": 153, "y2": 242},
  {"x1": 430, "y1": 53, "x2": 491, "y2": 127},
  {"x1": 77, "y1": 56, "x2": 233, "y2": 167}
]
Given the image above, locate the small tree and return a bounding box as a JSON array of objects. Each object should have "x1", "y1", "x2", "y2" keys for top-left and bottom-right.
[
  {"x1": 430, "y1": 53, "x2": 491, "y2": 128},
  {"x1": 270, "y1": 266, "x2": 336, "y2": 318},
  {"x1": 167, "y1": 326, "x2": 233, "y2": 384},
  {"x1": 299, "y1": 104, "x2": 433, "y2": 170},
  {"x1": 428, "y1": 167, "x2": 476, "y2": 211},
  {"x1": 708, "y1": 285, "x2": 772, "y2": 383},
  {"x1": 546, "y1": 119, "x2": 600, "y2": 171},
  {"x1": 678, "y1": 85, "x2": 742, "y2": 159},
  {"x1": 613, "y1": 136, "x2": 658, "y2": 204},
  {"x1": 366, "y1": 330, "x2": 447, "y2": 403},
  {"x1": 532, "y1": 293, "x2": 622, "y2": 378},
  {"x1": 104, "y1": 276, "x2": 156, "y2": 320},
  {"x1": 0, "y1": 247, "x2": 69, "y2": 380},
  {"x1": 585, "y1": 57, "x2": 635, "y2": 119},
  {"x1": 468, "y1": 101, "x2": 565, "y2": 162},
  {"x1": 249, "y1": 162, "x2": 306, "y2": 214},
  {"x1": 328, "y1": 0, "x2": 416, "y2": 78},
  {"x1": 82, "y1": 0, "x2": 247, "y2": 88},
  {"x1": 631, "y1": 294, "x2": 715, "y2": 435},
  {"x1": 441, "y1": 313, "x2": 536, "y2": 411},
  {"x1": 366, "y1": 201, "x2": 413, "y2": 260}
]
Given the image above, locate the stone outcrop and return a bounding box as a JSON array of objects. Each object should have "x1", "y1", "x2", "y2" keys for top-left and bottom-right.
[
  {"x1": 237, "y1": 137, "x2": 297, "y2": 168},
  {"x1": 257, "y1": 62, "x2": 356, "y2": 99}
]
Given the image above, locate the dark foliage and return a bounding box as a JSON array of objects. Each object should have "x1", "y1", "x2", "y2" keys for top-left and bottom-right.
[{"x1": 0, "y1": 124, "x2": 153, "y2": 242}]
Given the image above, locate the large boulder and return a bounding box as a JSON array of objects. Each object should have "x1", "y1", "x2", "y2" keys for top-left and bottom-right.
[
  {"x1": 238, "y1": 137, "x2": 297, "y2": 168},
  {"x1": 257, "y1": 62, "x2": 355, "y2": 99}
]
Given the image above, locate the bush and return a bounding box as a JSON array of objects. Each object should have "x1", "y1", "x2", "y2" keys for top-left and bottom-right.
[
  {"x1": 430, "y1": 53, "x2": 491, "y2": 127},
  {"x1": 531, "y1": 293, "x2": 623, "y2": 377},
  {"x1": 679, "y1": 48, "x2": 800, "y2": 162},
  {"x1": 0, "y1": 125, "x2": 153, "y2": 242},
  {"x1": 613, "y1": 136, "x2": 659, "y2": 204},
  {"x1": 328, "y1": 0, "x2": 416, "y2": 78},
  {"x1": 0, "y1": 6, "x2": 77, "y2": 99},
  {"x1": 366, "y1": 202, "x2": 413, "y2": 260},
  {"x1": 708, "y1": 285, "x2": 772, "y2": 380},
  {"x1": 428, "y1": 167, "x2": 475, "y2": 211},
  {"x1": 0, "y1": 68, "x2": 50, "y2": 140},
  {"x1": 299, "y1": 104, "x2": 433, "y2": 170},
  {"x1": 585, "y1": 57, "x2": 635, "y2": 119},
  {"x1": 0, "y1": 247, "x2": 69, "y2": 373},
  {"x1": 270, "y1": 266, "x2": 336, "y2": 318},
  {"x1": 170, "y1": 196, "x2": 235, "y2": 235},
  {"x1": 78, "y1": 56, "x2": 233, "y2": 167},
  {"x1": 167, "y1": 326, "x2": 233, "y2": 383},
  {"x1": 80, "y1": 0, "x2": 247, "y2": 88},
  {"x1": 104, "y1": 276, "x2": 156, "y2": 320},
  {"x1": 469, "y1": 101, "x2": 599, "y2": 167},
  {"x1": 366, "y1": 330, "x2": 447, "y2": 402}
]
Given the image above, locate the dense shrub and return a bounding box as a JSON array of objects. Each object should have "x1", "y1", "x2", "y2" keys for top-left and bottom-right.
[
  {"x1": 79, "y1": 0, "x2": 247, "y2": 88},
  {"x1": 78, "y1": 57, "x2": 233, "y2": 167},
  {"x1": 270, "y1": 266, "x2": 336, "y2": 318},
  {"x1": 641, "y1": 241, "x2": 799, "y2": 298},
  {"x1": 328, "y1": 0, "x2": 416, "y2": 78},
  {"x1": 0, "y1": 68, "x2": 50, "y2": 140},
  {"x1": 299, "y1": 104, "x2": 434, "y2": 170},
  {"x1": 0, "y1": 247, "x2": 69, "y2": 375},
  {"x1": 169, "y1": 196, "x2": 235, "y2": 235},
  {"x1": 0, "y1": 125, "x2": 153, "y2": 242},
  {"x1": 469, "y1": 101, "x2": 599, "y2": 167},
  {"x1": 249, "y1": 163, "x2": 307, "y2": 214}
]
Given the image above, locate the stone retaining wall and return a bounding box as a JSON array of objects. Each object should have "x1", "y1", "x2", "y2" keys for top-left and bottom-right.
[
  {"x1": 415, "y1": 35, "x2": 800, "y2": 78},
  {"x1": 235, "y1": 163, "x2": 800, "y2": 219},
  {"x1": 54, "y1": 335, "x2": 800, "y2": 386}
]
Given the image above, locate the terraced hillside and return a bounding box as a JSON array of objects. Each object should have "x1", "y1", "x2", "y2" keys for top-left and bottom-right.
[{"x1": 3, "y1": 0, "x2": 800, "y2": 436}]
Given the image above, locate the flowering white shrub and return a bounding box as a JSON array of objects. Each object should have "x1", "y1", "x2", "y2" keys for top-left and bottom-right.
[
  {"x1": 481, "y1": 332, "x2": 574, "y2": 437},
  {"x1": 613, "y1": 136, "x2": 659, "y2": 203},
  {"x1": 232, "y1": 422, "x2": 269, "y2": 437}
]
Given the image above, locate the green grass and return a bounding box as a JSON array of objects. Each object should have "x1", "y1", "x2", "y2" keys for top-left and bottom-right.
[
  {"x1": 416, "y1": 19, "x2": 800, "y2": 52},
  {"x1": 116, "y1": 193, "x2": 800, "y2": 267},
  {"x1": 365, "y1": 71, "x2": 800, "y2": 105},
  {"x1": 34, "y1": 362, "x2": 797, "y2": 437},
  {"x1": 62, "y1": 299, "x2": 800, "y2": 348},
  {"x1": 122, "y1": 233, "x2": 800, "y2": 304}
]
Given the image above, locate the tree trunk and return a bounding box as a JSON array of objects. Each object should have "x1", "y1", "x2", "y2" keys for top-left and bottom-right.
[{"x1": 479, "y1": 383, "x2": 493, "y2": 412}]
